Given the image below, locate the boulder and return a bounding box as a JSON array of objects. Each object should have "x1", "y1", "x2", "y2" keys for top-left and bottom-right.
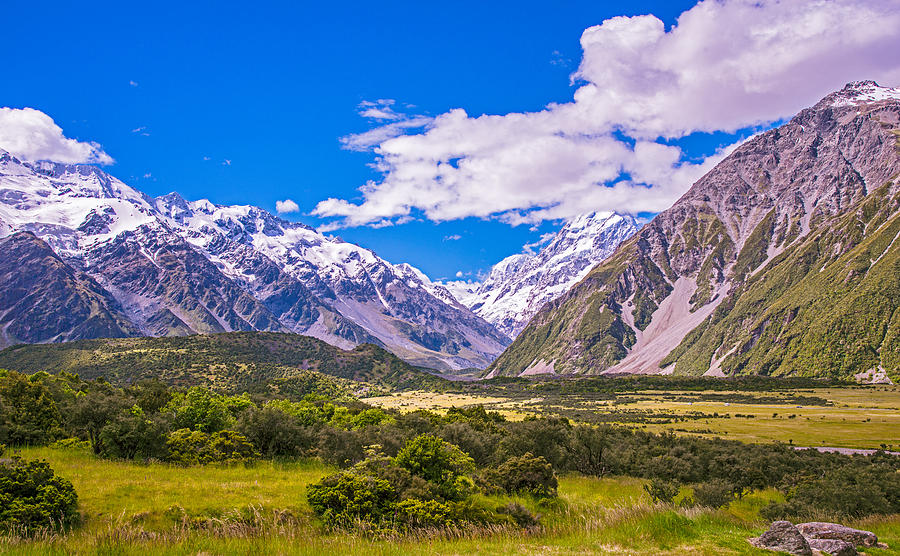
[
  {"x1": 806, "y1": 538, "x2": 857, "y2": 556},
  {"x1": 750, "y1": 521, "x2": 813, "y2": 556},
  {"x1": 796, "y1": 522, "x2": 878, "y2": 548}
]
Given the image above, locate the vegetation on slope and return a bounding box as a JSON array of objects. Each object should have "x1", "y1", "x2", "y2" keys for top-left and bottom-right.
[
  {"x1": 0, "y1": 332, "x2": 447, "y2": 392},
  {"x1": 665, "y1": 181, "x2": 900, "y2": 381}
]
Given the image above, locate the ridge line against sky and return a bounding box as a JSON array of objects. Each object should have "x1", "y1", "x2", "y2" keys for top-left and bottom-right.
[{"x1": 2, "y1": 0, "x2": 900, "y2": 280}]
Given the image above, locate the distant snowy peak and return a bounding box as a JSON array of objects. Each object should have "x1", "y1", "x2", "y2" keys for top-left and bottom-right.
[
  {"x1": 448, "y1": 211, "x2": 639, "y2": 338},
  {"x1": 0, "y1": 154, "x2": 509, "y2": 370},
  {"x1": 827, "y1": 80, "x2": 900, "y2": 107}
]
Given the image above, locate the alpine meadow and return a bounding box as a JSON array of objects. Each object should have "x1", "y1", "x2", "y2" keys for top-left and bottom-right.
[{"x1": 3, "y1": 1, "x2": 900, "y2": 554}]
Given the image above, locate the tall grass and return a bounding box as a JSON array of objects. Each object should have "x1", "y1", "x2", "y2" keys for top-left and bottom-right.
[{"x1": 3, "y1": 447, "x2": 899, "y2": 555}]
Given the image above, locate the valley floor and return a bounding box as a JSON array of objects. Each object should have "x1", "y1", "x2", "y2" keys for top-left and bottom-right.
[
  {"x1": 364, "y1": 384, "x2": 900, "y2": 450},
  {"x1": 3, "y1": 446, "x2": 899, "y2": 555}
]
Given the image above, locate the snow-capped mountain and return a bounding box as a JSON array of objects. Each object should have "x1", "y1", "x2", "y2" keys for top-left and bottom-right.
[
  {"x1": 0, "y1": 150, "x2": 509, "y2": 370},
  {"x1": 443, "y1": 212, "x2": 639, "y2": 338}
]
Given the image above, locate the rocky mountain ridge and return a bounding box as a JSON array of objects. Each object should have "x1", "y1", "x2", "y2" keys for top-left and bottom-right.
[
  {"x1": 487, "y1": 81, "x2": 900, "y2": 382},
  {"x1": 442, "y1": 212, "x2": 638, "y2": 338},
  {"x1": 0, "y1": 152, "x2": 509, "y2": 369}
]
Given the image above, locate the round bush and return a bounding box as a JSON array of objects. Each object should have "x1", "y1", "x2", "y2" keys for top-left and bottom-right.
[{"x1": 0, "y1": 455, "x2": 79, "y2": 531}]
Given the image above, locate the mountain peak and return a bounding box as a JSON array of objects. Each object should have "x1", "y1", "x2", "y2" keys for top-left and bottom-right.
[
  {"x1": 823, "y1": 80, "x2": 900, "y2": 108},
  {"x1": 451, "y1": 212, "x2": 638, "y2": 338}
]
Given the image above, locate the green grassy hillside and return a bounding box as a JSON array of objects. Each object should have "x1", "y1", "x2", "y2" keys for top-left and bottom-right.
[
  {"x1": 665, "y1": 182, "x2": 900, "y2": 381},
  {"x1": 0, "y1": 332, "x2": 447, "y2": 391}
]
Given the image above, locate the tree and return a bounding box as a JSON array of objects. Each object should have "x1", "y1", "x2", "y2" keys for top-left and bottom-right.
[
  {"x1": 495, "y1": 452, "x2": 558, "y2": 498},
  {"x1": 67, "y1": 382, "x2": 127, "y2": 454},
  {"x1": 164, "y1": 387, "x2": 233, "y2": 433},
  {"x1": 0, "y1": 371, "x2": 64, "y2": 445},
  {"x1": 97, "y1": 407, "x2": 168, "y2": 461},
  {"x1": 690, "y1": 479, "x2": 735, "y2": 508},
  {"x1": 643, "y1": 478, "x2": 680, "y2": 504}
]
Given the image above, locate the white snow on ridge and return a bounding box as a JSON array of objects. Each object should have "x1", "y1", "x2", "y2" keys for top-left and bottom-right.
[
  {"x1": 443, "y1": 212, "x2": 639, "y2": 338},
  {"x1": 830, "y1": 81, "x2": 900, "y2": 107}
]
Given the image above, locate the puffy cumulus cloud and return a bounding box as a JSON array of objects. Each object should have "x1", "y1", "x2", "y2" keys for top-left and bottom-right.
[
  {"x1": 0, "y1": 107, "x2": 114, "y2": 165},
  {"x1": 315, "y1": 0, "x2": 900, "y2": 229},
  {"x1": 573, "y1": 0, "x2": 900, "y2": 137},
  {"x1": 275, "y1": 199, "x2": 300, "y2": 214}
]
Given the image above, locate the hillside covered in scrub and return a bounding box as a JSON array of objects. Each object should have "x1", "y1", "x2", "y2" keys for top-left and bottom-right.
[{"x1": 0, "y1": 332, "x2": 446, "y2": 392}]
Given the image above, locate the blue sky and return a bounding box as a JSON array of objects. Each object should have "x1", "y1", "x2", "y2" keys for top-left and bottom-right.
[{"x1": 3, "y1": 0, "x2": 899, "y2": 280}]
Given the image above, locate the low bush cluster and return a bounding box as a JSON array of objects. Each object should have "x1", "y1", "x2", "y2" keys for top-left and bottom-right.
[
  {"x1": 306, "y1": 435, "x2": 544, "y2": 531},
  {"x1": 2, "y1": 368, "x2": 899, "y2": 532},
  {"x1": 0, "y1": 447, "x2": 79, "y2": 532}
]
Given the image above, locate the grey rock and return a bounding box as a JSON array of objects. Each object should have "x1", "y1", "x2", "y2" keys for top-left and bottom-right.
[
  {"x1": 805, "y1": 537, "x2": 857, "y2": 556},
  {"x1": 750, "y1": 521, "x2": 813, "y2": 556},
  {"x1": 796, "y1": 522, "x2": 878, "y2": 548}
]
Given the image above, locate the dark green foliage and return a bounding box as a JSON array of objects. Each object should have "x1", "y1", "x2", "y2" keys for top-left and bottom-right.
[
  {"x1": 494, "y1": 453, "x2": 557, "y2": 498},
  {"x1": 97, "y1": 408, "x2": 168, "y2": 461},
  {"x1": 306, "y1": 471, "x2": 396, "y2": 529},
  {"x1": 0, "y1": 456, "x2": 78, "y2": 531},
  {"x1": 644, "y1": 478, "x2": 680, "y2": 504},
  {"x1": 165, "y1": 429, "x2": 259, "y2": 465},
  {"x1": 67, "y1": 380, "x2": 129, "y2": 454},
  {"x1": 237, "y1": 406, "x2": 319, "y2": 458},
  {"x1": 761, "y1": 462, "x2": 900, "y2": 520},
  {"x1": 0, "y1": 332, "x2": 446, "y2": 391},
  {"x1": 394, "y1": 435, "x2": 476, "y2": 501},
  {"x1": 0, "y1": 370, "x2": 64, "y2": 445},
  {"x1": 690, "y1": 479, "x2": 735, "y2": 509}
]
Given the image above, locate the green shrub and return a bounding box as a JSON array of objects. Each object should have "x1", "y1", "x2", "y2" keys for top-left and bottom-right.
[
  {"x1": 761, "y1": 463, "x2": 900, "y2": 520},
  {"x1": 690, "y1": 479, "x2": 735, "y2": 508},
  {"x1": 0, "y1": 371, "x2": 64, "y2": 445},
  {"x1": 495, "y1": 452, "x2": 557, "y2": 498},
  {"x1": 165, "y1": 429, "x2": 258, "y2": 465},
  {"x1": 394, "y1": 435, "x2": 475, "y2": 501},
  {"x1": 0, "y1": 456, "x2": 78, "y2": 531},
  {"x1": 97, "y1": 407, "x2": 168, "y2": 461},
  {"x1": 164, "y1": 388, "x2": 235, "y2": 433},
  {"x1": 497, "y1": 501, "x2": 539, "y2": 528},
  {"x1": 643, "y1": 478, "x2": 680, "y2": 504},
  {"x1": 237, "y1": 406, "x2": 319, "y2": 458},
  {"x1": 395, "y1": 498, "x2": 454, "y2": 528},
  {"x1": 306, "y1": 471, "x2": 396, "y2": 529}
]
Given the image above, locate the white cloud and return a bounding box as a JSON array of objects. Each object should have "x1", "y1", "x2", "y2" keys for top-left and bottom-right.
[
  {"x1": 222, "y1": 159, "x2": 232, "y2": 166},
  {"x1": 275, "y1": 199, "x2": 300, "y2": 214},
  {"x1": 455, "y1": 271, "x2": 464, "y2": 278},
  {"x1": 129, "y1": 80, "x2": 139, "y2": 87},
  {"x1": 0, "y1": 107, "x2": 114, "y2": 165},
  {"x1": 131, "y1": 126, "x2": 150, "y2": 136},
  {"x1": 444, "y1": 234, "x2": 462, "y2": 241},
  {"x1": 523, "y1": 232, "x2": 556, "y2": 255},
  {"x1": 314, "y1": 0, "x2": 900, "y2": 229}
]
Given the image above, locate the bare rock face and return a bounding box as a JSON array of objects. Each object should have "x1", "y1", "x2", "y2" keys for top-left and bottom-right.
[
  {"x1": 796, "y1": 522, "x2": 878, "y2": 548},
  {"x1": 805, "y1": 538, "x2": 858, "y2": 556},
  {"x1": 750, "y1": 521, "x2": 813, "y2": 556}
]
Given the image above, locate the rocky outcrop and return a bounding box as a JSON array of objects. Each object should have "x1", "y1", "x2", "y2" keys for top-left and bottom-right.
[
  {"x1": 805, "y1": 538, "x2": 857, "y2": 556},
  {"x1": 751, "y1": 521, "x2": 886, "y2": 555},
  {"x1": 750, "y1": 521, "x2": 813, "y2": 555},
  {"x1": 796, "y1": 522, "x2": 879, "y2": 548}
]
